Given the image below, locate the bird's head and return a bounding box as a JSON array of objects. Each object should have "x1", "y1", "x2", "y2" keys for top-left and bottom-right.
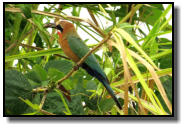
[{"x1": 44, "y1": 20, "x2": 75, "y2": 38}]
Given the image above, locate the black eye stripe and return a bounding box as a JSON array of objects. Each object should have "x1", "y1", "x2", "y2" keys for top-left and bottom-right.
[{"x1": 56, "y1": 25, "x2": 63, "y2": 32}]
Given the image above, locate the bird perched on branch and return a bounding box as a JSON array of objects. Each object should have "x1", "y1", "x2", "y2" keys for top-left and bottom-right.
[{"x1": 44, "y1": 20, "x2": 122, "y2": 110}]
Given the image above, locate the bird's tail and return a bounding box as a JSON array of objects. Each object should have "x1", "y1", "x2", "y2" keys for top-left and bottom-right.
[
  {"x1": 101, "y1": 79, "x2": 122, "y2": 110},
  {"x1": 81, "y1": 63, "x2": 122, "y2": 110}
]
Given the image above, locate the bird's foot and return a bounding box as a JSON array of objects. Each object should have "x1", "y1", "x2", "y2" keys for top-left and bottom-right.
[{"x1": 74, "y1": 64, "x2": 80, "y2": 71}]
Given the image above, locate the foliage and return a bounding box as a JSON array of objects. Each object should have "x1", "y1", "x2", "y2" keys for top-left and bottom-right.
[{"x1": 4, "y1": 3, "x2": 173, "y2": 115}]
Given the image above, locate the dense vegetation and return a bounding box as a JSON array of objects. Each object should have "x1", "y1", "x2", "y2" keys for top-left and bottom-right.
[{"x1": 5, "y1": 4, "x2": 172, "y2": 115}]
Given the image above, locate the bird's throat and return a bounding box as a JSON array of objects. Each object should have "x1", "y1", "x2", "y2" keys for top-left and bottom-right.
[{"x1": 57, "y1": 31, "x2": 62, "y2": 37}]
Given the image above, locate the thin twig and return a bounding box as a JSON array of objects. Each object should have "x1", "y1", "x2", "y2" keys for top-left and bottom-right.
[
  {"x1": 128, "y1": 4, "x2": 135, "y2": 23},
  {"x1": 87, "y1": 9, "x2": 99, "y2": 27},
  {"x1": 39, "y1": 90, "x2": 47, "y2": 109},
  {"x1": 40, "y1": 109, "x2": 56, "y2": 115},
  {"x1": 5, "y1": 7, "x2": 106, "y2": 37},
  {"x1": 118, "y1": 4, "x2": 143, "y2": 25},
  {"x1": 5, "y1": 43, "x2": 17, "y2": 53}
]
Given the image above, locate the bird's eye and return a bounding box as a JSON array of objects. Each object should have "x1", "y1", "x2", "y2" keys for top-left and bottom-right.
[{"x1": 56, "y1": 25, "x2": 63, "y2": 32}]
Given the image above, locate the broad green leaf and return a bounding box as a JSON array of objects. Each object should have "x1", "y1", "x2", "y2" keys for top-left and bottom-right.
[
  {"x1": 99, "y1": 98, "x2": 115, "y2": 112},
  {"x1": 48, "y1": 68, "x2": 65, "y2": 82},
  {"x1": 33, "y1": 64, "x2": 47, "y2": 81},
  {"x1": 5, "y1": 70, "x2": 32, "y2": 115},
  {"x1": 55, "y1": 89, "x2": 72, "y2": 115},
  {"x1": 45, "y1": 59, "x2": 73, "y2": 74},
  {"x1": 139, "y1": 4, "x2": 164, "y2": 25},
  {"x1": 43, "y1": 91, "x2": 67, "y2": 115}
]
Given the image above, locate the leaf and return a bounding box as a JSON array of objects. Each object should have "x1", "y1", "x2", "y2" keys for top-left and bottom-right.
[
  {"x1": 45, "y1": 59, "x2": 73, "y2": 74},
  {"x1": 33, "y1": 64, "x2": 47, "y2": 81},
  {"x1": 84, "y1": 96, "x2": 98, "y2": 111},
  {"x1": 116, "y1": 28, "x2": 159, "y2": 70},
  {"x1": 160, "y1": 76, "x2": 172, "y2": 102},
  {"x1": 5, "y1": 48, "x2": 63, "y2": 62},
  {"x1": 125, "y1": 49, "x2": 161, "y2": 113},
  {"x1": 99, "y1": 98, "x2": 115, "y2": 112},
  {"x1": 111, "y1": 68, "x2": 172, "y2": 87},
  {"x1": 119, "y1": 22, "x2": 138, "y2": 41},
  {"x1": 5, "y1": 70, "x2": 32, "y2": 115},
  {"x1": 155, "y1": 76, "x2": 172, "y2": 114},
  {"x1": 48, "y1": 68, "x2": 65, "y2": 82},
  {"x1": 25, "y1": 70, "x2": 41, "y2": 84},
  {"x1": 68, "y1": 88, "x2": 85, "y2": 115},
  {"x1": 32, "y1": 15, "x2": 52, "y2": 48},
  {"x1": 34, "y1": 33, "x2": 43, "y2": 48},
  {"x1": 43, "y1": 91, "x2": 66, "y2": 115},
  {"x1": 55, "y1": 89, "x2": 72, "y2": 115},
  {"x1": 19, "y1": 97, "x2": 39, "y2": 110},
  {"x1": 159, "y1": 54, "x2": 172, "y2": 69},
  {"x1": 139, "y1": 4, "x2": 163, "y2": 25},
  {"x1": 86, "y1": 80, "x2": 98, "y2": 91}
]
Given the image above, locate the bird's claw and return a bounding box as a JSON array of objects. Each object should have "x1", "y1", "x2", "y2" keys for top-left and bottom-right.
[{"x1": 74, "y1": 65, "x2": 80, "y2": 71}]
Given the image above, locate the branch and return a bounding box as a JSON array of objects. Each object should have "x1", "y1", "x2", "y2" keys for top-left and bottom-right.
[
  {"x1": 5, "y1": 4, "x2": 143, "y2": 38},
  {"x1": 118, "y1": 4, "x2": 143, "y2": 25},
  {"x1": 39, "y1": 109, "x2": 56, "y2": 115},
  {"x1": 39, "y1": 90, "x2": 47, "y2": 109},
  {"x1": 87, "y1": 9, "x2": 99, "y2": 27},
  {"x1": 5, "y1": 7, "x2": 106, "y2": 37}
]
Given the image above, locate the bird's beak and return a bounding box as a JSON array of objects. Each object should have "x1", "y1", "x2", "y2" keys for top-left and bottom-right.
[
  {"x1": 44, "y1": 23, "x2": 57, "y2": 29},
  {"x1": 44, "y1": 23, "x2": 63, "y2": 32}
]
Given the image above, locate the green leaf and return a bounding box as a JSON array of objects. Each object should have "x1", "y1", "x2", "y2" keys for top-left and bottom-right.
[
  {"x1": 25, "y1": 70, "x2": 41, "y2": 84},
  {"x1": 142, "y1": 4, "x2": 172, "y2": 49},
  {"x1": 160, "y1": 76, "x2": 172, "y2": 102},
  {"x1": 68, "y1": 88, "x2": 85, "y2": 115},
  {"x1": 33, "y1": 15, "x2": 52, "y2": 48},
  {"x1": 48, "y1": 68, "x2": 65, "y2": 82},
  {"x1": 33, "y1": 64, "x2": 47, "y2": 81},
  {"x1": 5, "y1": 48, "x2": 63, "y2": 62},
  {"x1": 5, "y1": 70, "x2": 32, "y2": 115},
  {"x1": 19, "y1": 97, "x2": 39, "y2": 110},
  {"x1": 45, "y1": 59, "x2": 73, "y2": 74},
  {"x1": 159, "y1": 54, "x2": 172, "y2": 69},
  {"x1": 125, "y1": 48, "x2": 163, "y2": 114},
  {"x1": 43, "y1": 91, "x2": 66, "y2": 115},
  {"x1": 119, "y1": 22, "x2": 138, "y2": 41},
  {"x1": 84, "y1": 96, "x2": 98, "y2": 111},
  {"x1": 99, "y1": 98, "x2": 115, "y2": 112},
  {"x1": 155, "y1": 76, "x2": 172, "y2": 114},
  {"x1": 86, "y1": 80, "x2": 98, "y2": 91},
  {"x1": 55, "y1": 89, "x2": 72, "y2": 115},
  {"x1": 115, "y1": 28, "x2": 158, "y2": 70},
  {"x1": 139, "y1": 4, "x2": 163, "y2": 25}
]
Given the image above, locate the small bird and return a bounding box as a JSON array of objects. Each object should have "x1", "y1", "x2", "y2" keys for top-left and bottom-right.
[{"x1": 44, "y1": 21, "x2": 122, "y2": 110}]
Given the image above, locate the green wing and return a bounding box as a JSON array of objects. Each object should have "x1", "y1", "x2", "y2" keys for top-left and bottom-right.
[{"x1": 67, "y1": 35, "x2": 107, "y2": 78}]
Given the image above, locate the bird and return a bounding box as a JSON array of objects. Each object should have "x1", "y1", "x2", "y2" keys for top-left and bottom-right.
[{"x1": 44, "y1": 20, "x2": 122, "y2": 110}]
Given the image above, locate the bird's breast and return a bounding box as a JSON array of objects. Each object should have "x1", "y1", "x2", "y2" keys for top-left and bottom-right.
[{"x1": 59, "y1": 39, "x2": 80, "y2": 62}]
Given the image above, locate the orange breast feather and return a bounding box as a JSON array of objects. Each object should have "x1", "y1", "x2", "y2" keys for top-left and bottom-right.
[{"x1": 58, "y1": 33, "x2": 80, "y2": 62}]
